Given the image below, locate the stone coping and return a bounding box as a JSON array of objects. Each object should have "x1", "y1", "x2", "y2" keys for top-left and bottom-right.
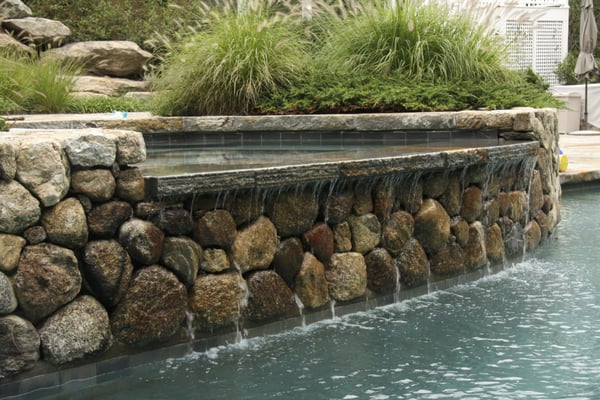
[
  {"x1": 15, "y1": 110, "x2": 599, "y2": 189},
  {"x1": 10, "y1": 109, "x2": 548, "y2": 134}
]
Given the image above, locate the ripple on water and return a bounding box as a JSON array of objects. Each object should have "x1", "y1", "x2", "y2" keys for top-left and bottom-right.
[{"x1": 39, "y1": 189, "x2": 600, "y2": 400}]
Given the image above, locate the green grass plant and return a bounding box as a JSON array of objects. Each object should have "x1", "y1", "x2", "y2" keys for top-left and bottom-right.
[
  {"x1": 66, "y1": 96, "x2": 149, "y2": 114},
  {"x1": 150, "y1": 0, "x2": 308, "y2": 116},
  {"x1": 311, "y1": 0, "x2": 512, "y2": 83},
  {"x1": 0, "y1": 50, "x2": 79, "y2": 114}
]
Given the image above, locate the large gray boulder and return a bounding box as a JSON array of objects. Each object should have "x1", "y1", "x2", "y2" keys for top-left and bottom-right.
[
  {"x1": 15, "y1": 139, "x2": 70, "y2": 207},
  {"x1": 2, "y1": 17, "x2": 71, "y2": 46},
  {"x1": 39, "y1": 296, "x2": 112, "y2": 365},
  {"x1": 0, "y1": 141, "x2": 17, "y2": 180},
  {"x1": 72, "y1": 75, "x2": 150, "y2": 97},
  {"x1": 62, "y1": 132, "x2": 117, "y2": 168},
  {"x1": 0, "y1": 315, "x2": 40, "y2": 379},
  {"x1": 0, "y1": 0, "x2": 32, "y2": 19},
  {"x1": 0, "y1": 180, "x2": 40, "y2": 234},
  {"x1": 44, "y1": 41, "x2": 152, "y2": 77}
]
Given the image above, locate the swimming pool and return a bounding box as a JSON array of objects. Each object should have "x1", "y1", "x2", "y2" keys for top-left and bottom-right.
[{"x1": 34, "y1": 188, "x2": 600, "y2": 400}]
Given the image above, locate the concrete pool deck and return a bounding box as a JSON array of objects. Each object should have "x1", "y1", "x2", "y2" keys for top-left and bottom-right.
[
  {"x1": 5, "y1": 112, "x2": 600, "y2": 188},
  {"x1": 559, "y1": 131, "x2": 600, "y2": 187}
]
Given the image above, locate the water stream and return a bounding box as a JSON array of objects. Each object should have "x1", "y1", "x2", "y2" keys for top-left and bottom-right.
[{"x1": 37, "y1": 188, "x2": 600, "y2": 400}]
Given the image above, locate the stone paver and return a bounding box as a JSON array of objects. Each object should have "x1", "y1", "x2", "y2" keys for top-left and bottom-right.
[{"x1": 559, "y1": 131, "x2": 600, "y2": 186}]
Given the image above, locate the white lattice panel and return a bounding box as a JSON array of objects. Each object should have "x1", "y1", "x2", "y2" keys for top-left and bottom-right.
[
  {"x1": 534, "y1": 20, "x2": 566, "y2": 86},
  {"x1": 506, "y1": 20, "x2": 535, "y2": 71},
  {"x1": 472, "y1": 1, "x2": 569, "y2": 86}
]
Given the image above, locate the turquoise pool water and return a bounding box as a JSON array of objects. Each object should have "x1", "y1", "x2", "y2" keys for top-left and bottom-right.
[{"x1": 46, "y1": 188, "x2": 600, "y2": 399}]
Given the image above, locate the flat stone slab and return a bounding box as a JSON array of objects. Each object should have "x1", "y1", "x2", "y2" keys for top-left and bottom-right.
[{"x1": 144, "y1": 142, "x2": 540, "y2": 199}]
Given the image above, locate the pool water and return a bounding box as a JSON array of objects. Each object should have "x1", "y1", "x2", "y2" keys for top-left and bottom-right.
[
  {"x1": 140, "y1": 130, "x2": 499, "y2": 175},
  {"x1": 47, "y1": 189, "x2": 600, "y2": 399}
]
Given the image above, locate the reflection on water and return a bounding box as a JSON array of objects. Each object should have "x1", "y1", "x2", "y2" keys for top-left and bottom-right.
[
  {"x1": 44, "y1": 189, "x2": 600, "y2": 399},
  {"x1": 140, "y1": 130, "x2": 499, "y2": 176}
]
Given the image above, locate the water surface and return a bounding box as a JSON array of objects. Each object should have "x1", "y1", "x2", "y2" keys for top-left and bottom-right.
[{"x1": 48, "y1": 189, "x2": 600, "y2": 399}]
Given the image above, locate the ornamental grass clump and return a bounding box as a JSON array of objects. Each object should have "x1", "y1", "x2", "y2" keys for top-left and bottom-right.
[
  {"x1": 312, "y1": 0, "x2": 512, "y2": 83},
  {"x1": 151, "y1": 0, "x2": 308, "y2": 116},
  {"x1": 0, "y1": 49, "x2": 79, "y2": 114}
]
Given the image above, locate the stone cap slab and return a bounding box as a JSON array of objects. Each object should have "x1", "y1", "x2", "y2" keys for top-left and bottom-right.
[{"x1": 11, "y1": 109, "x2": 558, "y2": 134}]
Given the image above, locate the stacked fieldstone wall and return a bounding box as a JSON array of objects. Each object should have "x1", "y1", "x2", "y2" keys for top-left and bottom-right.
[{"x1": 0, "y1": 109, "x2": 560, "y2": 386}]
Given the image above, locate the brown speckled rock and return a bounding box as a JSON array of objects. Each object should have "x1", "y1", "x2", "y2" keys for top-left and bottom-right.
[
  {"x1": 245, "y1": 270, "x2": 296, "y2": 322},
  {"x1": 111, "y1": 266, "x2": 186, "y2": 346},
  {"x1": 189, "y1": 273, "x2": 247, "y2": 330},
  {"x1": 39, "y1": 296, "x2": 112, "y2": 365},
  {"x1": 14, "y1": 243, "x2": 81, "y2": 323},
  {"x1": 294, "y1": 252, "x2": 329, "y2": 309},
  {"x1": 326, "y1": 252, "x2": 367, "y2": 301}
]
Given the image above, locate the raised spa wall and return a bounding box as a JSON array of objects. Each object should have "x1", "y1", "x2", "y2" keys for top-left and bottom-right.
[{"x1": 0, "y1": 109, "x2": 560, "y2": 388}]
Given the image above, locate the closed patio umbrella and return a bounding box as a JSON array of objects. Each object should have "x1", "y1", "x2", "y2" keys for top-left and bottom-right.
[{"x1": 575, "y1": 0, "x2": 598, "y2": 129}]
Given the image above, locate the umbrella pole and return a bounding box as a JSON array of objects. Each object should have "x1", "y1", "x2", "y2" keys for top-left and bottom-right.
[{"x1": 585, "y1": 78, "x2": 589, "y2": 130}]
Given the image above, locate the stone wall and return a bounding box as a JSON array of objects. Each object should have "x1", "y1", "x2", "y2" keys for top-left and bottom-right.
[{"x1": 0, "y1": 109, "x2": 560, "y2": 389}]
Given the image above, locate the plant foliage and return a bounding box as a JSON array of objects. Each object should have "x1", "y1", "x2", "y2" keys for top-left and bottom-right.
[
  {"x1": 0, "y1": 50, "x2": 79, "y2": 114},
  {"x1": 311, "y1": 0, "x2": 512, "y2": 83},
  {"x1": 150, "y1": 0, "x2": 308, "y2": 116},
  {"x1": 26, "y1": 0, "x2": 198, "y2": 52}
]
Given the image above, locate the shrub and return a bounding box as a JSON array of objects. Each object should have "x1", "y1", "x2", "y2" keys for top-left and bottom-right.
[
  {"x1": 26, "y1": 0, "x2": 199, "y2": 52},
  {"x1": 556, "y1": 51, "x2": 600, "y2": 85},
  {"x1": 151, "y1": 0, "x2": 308, "y2": 116},
  {"x1": 257, "y1": 70, "x2": 562, "y2": 114}
]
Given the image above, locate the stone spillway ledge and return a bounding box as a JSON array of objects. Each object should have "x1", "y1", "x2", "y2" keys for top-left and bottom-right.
[{"x1": 144, "y1": 142, "x2": 541, "y2": 199}]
